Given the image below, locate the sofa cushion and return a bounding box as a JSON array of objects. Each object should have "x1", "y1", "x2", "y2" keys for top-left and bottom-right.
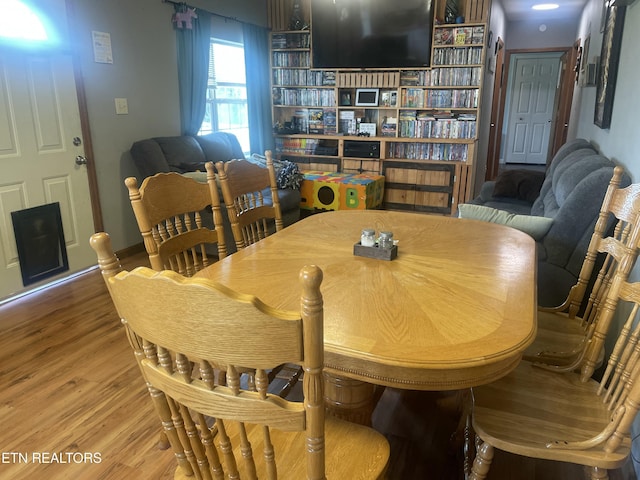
[
  {"x1": 196, "y1": 132, "x2": 245, "y2": 162},
  {"x1": 153, "y1": 136, "x2": 206, "y2": 172},
  {"x1": 531, "y1": 149, "x2": 607, "y2": 216},
  {"x1": 130, "y1": 139, "x2": 172, "y2": 178},
  {"x1": 547, "y1": 138, "x2": 596, "y2": 176},
  {"x1": 540, "y1": 165, "x2": 620, "y2": 275},
  {"x1": 458, "y1": 204, "x2": 554, "y2": 240}
]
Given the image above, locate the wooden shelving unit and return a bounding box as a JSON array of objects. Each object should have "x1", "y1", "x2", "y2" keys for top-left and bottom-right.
[{"x1": 267, "y1": 0, "x2": 487, "y2": 215}]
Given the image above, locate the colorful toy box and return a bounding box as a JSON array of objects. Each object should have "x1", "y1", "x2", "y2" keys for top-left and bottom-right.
[{"x1": 299, "y1": 171, "x2": 385, "y2": 211}]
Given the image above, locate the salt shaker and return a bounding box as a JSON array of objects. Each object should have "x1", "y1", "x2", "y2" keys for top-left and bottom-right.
[
  {"x1": 361, "y1": 228, "x2": 376, "y2": 247},
  {"x1": 379, "y1": 231, "x2": 394, "y2": 249}
]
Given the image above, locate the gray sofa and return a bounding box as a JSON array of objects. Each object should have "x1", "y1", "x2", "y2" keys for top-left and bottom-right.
[
  {"x1": 467, "y1": 138, "x2": 630, "y2": 307},
  {"x1": 129, "y1": 132, "x2": 301, "y2": 254}
]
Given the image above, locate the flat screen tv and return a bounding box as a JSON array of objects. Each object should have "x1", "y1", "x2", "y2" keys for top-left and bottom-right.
[{"x1": 311, "y1": 0, "x2": 433, "y2": 69}]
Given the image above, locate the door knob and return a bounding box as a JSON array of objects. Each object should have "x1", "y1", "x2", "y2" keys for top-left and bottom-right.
[{"x1": 75, "y1": 155, "x2": 87, "y2": 165}]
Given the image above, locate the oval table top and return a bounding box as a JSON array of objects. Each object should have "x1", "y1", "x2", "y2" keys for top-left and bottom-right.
[{"x1": 196, "y1": 210, "x2": 537, "y2": 390}]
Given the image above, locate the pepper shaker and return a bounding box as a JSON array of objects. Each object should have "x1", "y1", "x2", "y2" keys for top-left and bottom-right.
[{"x1": 379, "y1": 231, "x2": 394, "y2": 249}]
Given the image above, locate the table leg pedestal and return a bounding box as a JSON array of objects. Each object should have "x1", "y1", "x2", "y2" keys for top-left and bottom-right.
[{"x1": 323, "y1": 372, "x2": 377, "y2": 426}]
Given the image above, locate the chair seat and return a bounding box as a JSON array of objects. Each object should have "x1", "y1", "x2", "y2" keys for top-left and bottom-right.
[
  {"x1": 523, "y1": 311, "x2": 586, "y2": 363},
  {"x1": 472, "y1": 361, "x2": 630, "y2": 470},
  {"x1": 174, "y1": 415, "x2": 390, "y2": 479}
]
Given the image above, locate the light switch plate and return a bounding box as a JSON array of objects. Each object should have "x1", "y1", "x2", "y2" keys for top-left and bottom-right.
[{"x1": 115, "y1": 97, "x2": 128, "y2": 115}]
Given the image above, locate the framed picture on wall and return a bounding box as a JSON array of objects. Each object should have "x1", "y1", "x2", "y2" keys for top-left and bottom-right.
[
  {"x1": 594, "y1": 4, "x2": 626, "y2": 129},
  {"x1": 580, "y1": 35, "x2": 590, "y2": 77}
]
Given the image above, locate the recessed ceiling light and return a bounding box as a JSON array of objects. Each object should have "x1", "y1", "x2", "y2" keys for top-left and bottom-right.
[{"x1": 532, "y1": 3, "x2": 560, "y2": 10}]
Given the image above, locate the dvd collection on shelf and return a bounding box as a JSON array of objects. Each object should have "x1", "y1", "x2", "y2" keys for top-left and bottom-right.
[
  {"x1": 432, "y1": 47, "x2": 483, "y2": 66},
  {"x1": 271, "y1": 32, "x2": 310, "y2": 49},
  {"x1": 272, "y1": 69, "x2": 332, "y2": 87},
  {"x1": 272, "y1": 88, "x2": 336, "y2": 107},
  {"x1": 401, "y1": 88, "x2": 479, "y2": 109},
  {"x1": 433, "y1": 25, "x2": 484, "y2": 46},
  {"x1": 271, "y1": 51, "x2": 310, "y2": 67},
  {"x1": 387, "y1": 142, "x2": 469, "y2": 161},
  {"x1": 400, "y1": 67, "x2": 482, "y2": 87},
  {"x1": 398, "y1": 115, "x2": 477, "y2": 139}
]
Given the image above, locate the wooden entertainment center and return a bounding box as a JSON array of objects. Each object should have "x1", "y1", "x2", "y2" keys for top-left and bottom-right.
[{"x1": 267, "y1": 0, "x2": 489, "y2": 215}]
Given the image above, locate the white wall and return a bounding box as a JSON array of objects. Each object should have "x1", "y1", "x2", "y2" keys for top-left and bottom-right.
[
  {"x1": 70, "y1": 0, "x2": 267, "y2": 252},
  {"x1": 575, "y1": 0, "x2": 640, "y2": 178},
  {"x1": 505, "y1": 17, "x2": 579, "y2": 50}
]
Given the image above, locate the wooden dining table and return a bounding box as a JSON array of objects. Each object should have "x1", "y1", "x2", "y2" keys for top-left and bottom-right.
[{"x1": 195, "y1": 210, "x2": 537, "y2": 424}]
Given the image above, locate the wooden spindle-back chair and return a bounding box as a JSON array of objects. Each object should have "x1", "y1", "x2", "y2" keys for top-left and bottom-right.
[
  {"x1": 125, "y1": 166, "x2": 226, "y2": 277},
  {"x1": 470, "y1": 273, "x2": 640, "y2": 480},
  {"x1": 524, "y1": 167, "x2": 640, "y2": 377},
  {"x1": 90, "y1": 232, "x2": 389, "y2": 480},
  {"x1": 215, "y1": 150, "x2": 283, "y2": 251},
  {"x1": 214, "y1": 152, "x2": 302, "y2": 392}
]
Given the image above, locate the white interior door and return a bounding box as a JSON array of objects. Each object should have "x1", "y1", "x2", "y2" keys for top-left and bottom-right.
[
  {"x1": 504, "y1": 54, "x2": 561, "y2": 165},
  {"x1": 0, "y1": 50, "x2": 96, "y2": 299}
]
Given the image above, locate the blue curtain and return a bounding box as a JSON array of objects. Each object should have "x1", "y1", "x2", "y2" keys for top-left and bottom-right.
[
  {"x1": 175, "y1": 7, "x2": 212, "y2": 136},
  {"x1": 242, "y1": 23, "x2": 273, "y2": 155}
]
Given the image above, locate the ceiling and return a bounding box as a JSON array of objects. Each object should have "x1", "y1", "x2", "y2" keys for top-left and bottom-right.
[{"x1": 499, "y1": 0, "x2": 588, "y2": 21}]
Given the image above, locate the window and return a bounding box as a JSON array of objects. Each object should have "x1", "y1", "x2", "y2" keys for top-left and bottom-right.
[{"x1": 199, "y1": 39, "x2": 250, "y2": 153}]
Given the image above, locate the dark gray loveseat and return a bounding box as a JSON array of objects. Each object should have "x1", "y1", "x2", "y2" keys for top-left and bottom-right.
[
  {"x1": 465, "y1": 138, "x2": 630, "y2": 307},
  {"x1": 129, "y1": 132, "x2": 301, "y2": 254}
]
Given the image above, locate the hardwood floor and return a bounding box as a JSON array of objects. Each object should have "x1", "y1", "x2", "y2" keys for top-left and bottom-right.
[{"x1": 0, "y1": 250, "x2": 636, "y2": 479}]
